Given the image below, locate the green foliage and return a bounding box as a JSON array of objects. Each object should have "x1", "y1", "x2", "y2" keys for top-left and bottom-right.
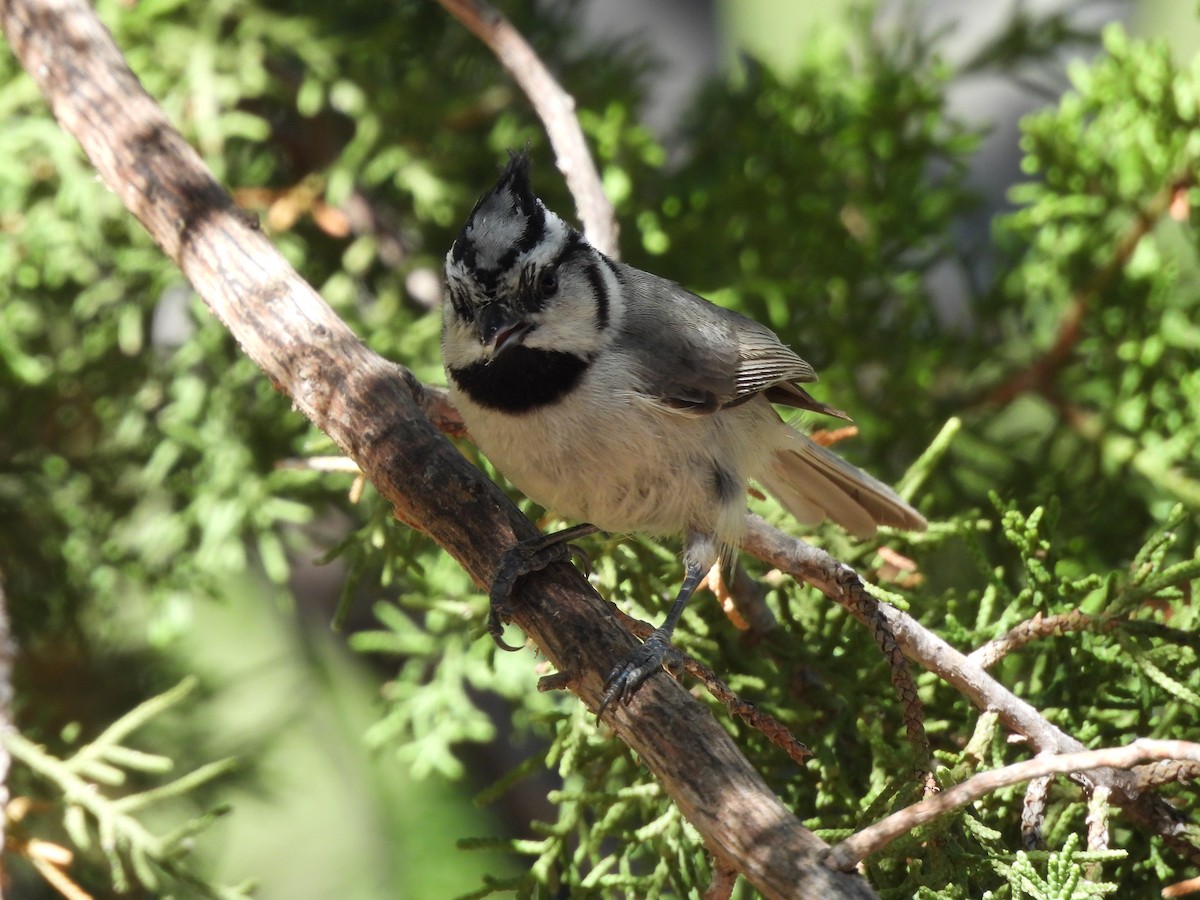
[
  {"x1": 2, "y1": 0, "x2": 1200, "y2": 897},
  {"x1": 963, "y1": 24, "x2": 1200, "y2": 559},
  {"x1": 5, "y1": 679, "x2": 248, "y2": 898},
  {"x1": 986, "y1": 834, "x2": 1125, "y2": 900},
  {"x1": 461, "y1": 717, "x2": 713, "y2": 898}
]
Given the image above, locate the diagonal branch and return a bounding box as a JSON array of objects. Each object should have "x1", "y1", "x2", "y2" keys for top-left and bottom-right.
[
  {"x1": 435, "y1": 0, "x2": 619, "y2": 258},
  {"x1": 0, "y1": 0, "x2": 870, "y2": 896},
  {"x1": 968, "y1": 608, "x2": 1105, "y2": 670},
  {"x1": 740, "y1": 515, "x2": 1200, "y2": 867}
]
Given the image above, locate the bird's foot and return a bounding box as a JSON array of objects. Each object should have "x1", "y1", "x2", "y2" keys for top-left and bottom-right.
[
  {"x1": 599, "y1": 631, "x2": 672, "y2": 714},
  {"x1": 488, "y1": 524, "x2": 596, "y2": 651}
]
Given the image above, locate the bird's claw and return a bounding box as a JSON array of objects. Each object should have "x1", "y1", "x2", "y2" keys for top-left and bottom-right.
[
  {"x1": 598, "y1": 633, "x2": 670, "y2": 715},
  {"x1": 487, "y1": 599, "x2": 525, "y2": 652},
  {"x1": 486, "y1": 524, "x2": 597, "y2": 651},
  {"x1": 568, "y1": 543, "x2": 592, "y2": 577}
]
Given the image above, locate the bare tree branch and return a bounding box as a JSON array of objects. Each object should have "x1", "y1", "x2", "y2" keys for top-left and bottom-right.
[
  {"x1": 741, "y1": 515, "x2": 1200, "y2": 867},
  {"x1": 435, "y1": 0, "x2": 619, "y2": 258},
  {"x1": 825, "y1": 739, "x2": 1200, "y2": 871},
  {"x1": 0, "y1": 0, "x2": 871, "y2": 895},
  {"x1": 969, "y1": 608, "x2": 1105, "y2": 669},
  {"x1": 743, "y1": 519, "x2": 935, "y2": 786}
]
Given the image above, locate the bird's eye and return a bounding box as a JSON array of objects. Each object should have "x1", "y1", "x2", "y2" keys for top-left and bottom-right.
[{"x1": 537, "y1": 268, "x2": 559, "y2": 298}]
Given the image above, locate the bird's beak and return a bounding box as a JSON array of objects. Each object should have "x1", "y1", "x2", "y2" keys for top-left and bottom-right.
[{"x1": 478, "y1": 304, "x2": 532, "y2": 356}]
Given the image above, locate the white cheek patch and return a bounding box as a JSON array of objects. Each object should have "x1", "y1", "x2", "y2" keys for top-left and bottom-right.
[{"x1": 441, "y1": 317, "x2": 488, "y2": 368}]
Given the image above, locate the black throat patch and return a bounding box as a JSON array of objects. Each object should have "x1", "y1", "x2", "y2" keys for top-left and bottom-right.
[{"x1": 450, "y1": 346, "x2": 589, "y2": 414}]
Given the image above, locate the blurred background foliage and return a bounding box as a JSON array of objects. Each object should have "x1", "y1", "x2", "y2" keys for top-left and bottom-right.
[{"x1": 1, "y1": 0, "x2": 1198, "y2": 896}]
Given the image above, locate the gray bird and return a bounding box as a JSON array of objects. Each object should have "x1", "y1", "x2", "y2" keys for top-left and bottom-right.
[{"x1": 443, "y1": 153, "x2": 925, "y2": 711}]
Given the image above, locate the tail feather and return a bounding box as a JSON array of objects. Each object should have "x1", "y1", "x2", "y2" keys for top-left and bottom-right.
[{"x1": 757, "y1": 432, "x2": 927, "y2": 539}]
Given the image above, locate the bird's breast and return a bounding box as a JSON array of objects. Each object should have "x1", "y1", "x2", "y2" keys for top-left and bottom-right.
[{"x1": 449, "y1": 358, "x2": 780, "y2": 543}]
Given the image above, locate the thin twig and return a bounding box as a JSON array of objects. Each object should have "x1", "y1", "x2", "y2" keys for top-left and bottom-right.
[
  {"x1": 1163, "y1": 874, "x2": 1200, "y2": 898},
  {"x1": 824, "y1": 739, "x2": 1200, "y2": 871},
  {"x1": 1134, "y1": 759, "x2": 1200, "y2": 790},
  {"x1": 704, "y1": 857, "x2": 740, "y2": 900},
  {"x1": 1086, "y1": 783, "x2": 1112, "y2": 879},
  {"x1": 612, "y1": 608, "x2": 812, "y2": 766},
  {"x1": 1021, "y1": 775, "x2": 1050, "y2": 850},
  {"x1": 837, "y1": 572, "x2": 937, "y2": 794},
  {"x1": 983, "y1": 174, "x2": 1192, "y2": 408},
  {"x1": 739, "y1": 520, "x2": 935, "y2": 790},
  {"x1": 969, "y1": 608, "x2": 1107, "y2": 670},
  {"x1": 435, "y1": 0, "x2": 619, "y2": 258},
  {"x1": 739, "y1": 515, "x2": 1200, "y2": 866}
]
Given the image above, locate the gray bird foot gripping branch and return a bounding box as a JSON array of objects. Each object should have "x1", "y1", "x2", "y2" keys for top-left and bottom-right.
[
  {"x1": 488, "y1": 523, "x2": 598, "y2": 651},
  {"x1": 599, "y1": 629, "x2": 674, "y2": 713},
  {"x1": 489, "y1": 526, "x2": 696, "y2": 716},
  {"x1": 600, "y1": 559, "x2": 706, "y2": 714}
]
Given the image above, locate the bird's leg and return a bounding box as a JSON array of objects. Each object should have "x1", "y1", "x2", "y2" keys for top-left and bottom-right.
[
  {"x1": 600, "y1": 559, "x2": 705, "y2": 713},
  {"x1": 489, "y1": 522, "x2": 599, "y2": 651}
]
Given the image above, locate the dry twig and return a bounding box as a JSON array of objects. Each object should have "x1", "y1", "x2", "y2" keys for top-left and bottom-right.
[
  {"x1": 1021, "y1": 774, "x2": 1050, "y2": 850},
  {"x1": 969, "y1": 608, "x2": 1105, "y2": 669},
  {"x1": 612, "y1": 608, "x2": 811, "y2": 767},
  {"x1": 740, "y1": 518, "x2": 935, "y2": 791},
  {"x1": 1164, "y1": 874, "x2": 1200, "y2": 898},
  {"x1": 704, "y1": 857, "x2": 740, "y2": 900},
  {"x1": 434, "y1": 0, "x2": 619, "y2": 257},
  {"x1": 741, "y1": 515, "x2": 1200, "y2": 866},
  {"x1": 824, "y1": 739, "x2": 1200, "y2": 871}
]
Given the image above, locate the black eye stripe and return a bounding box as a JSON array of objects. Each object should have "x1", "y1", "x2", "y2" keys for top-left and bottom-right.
[
  {"x1": 544, "y1": 230, "x2": 587, "y2": 275},
  {"x1": 583, "y1": 262, "x2": 608, "y2": 330},
  {"x1": 447, "y1": 281, "x2": 472, "y2": 320}
]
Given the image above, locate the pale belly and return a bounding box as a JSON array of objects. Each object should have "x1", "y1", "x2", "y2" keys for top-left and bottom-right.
[{"x1": 451, "y1": 381, "x2": 780, "y2": 543}]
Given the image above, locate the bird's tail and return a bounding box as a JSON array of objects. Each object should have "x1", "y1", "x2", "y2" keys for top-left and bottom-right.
[{"x1": 756, "y1": 431, "x2": 926, "y2": 539}]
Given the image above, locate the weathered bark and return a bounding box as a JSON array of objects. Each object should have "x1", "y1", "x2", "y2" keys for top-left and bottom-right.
[{"x1": 0, "y1": 0, "x2": 876, "y2": 895}]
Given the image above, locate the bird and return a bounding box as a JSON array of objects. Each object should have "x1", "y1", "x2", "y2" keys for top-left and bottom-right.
[{"x1": 442, "y1": 152, "x2": 926, "y2": 712}]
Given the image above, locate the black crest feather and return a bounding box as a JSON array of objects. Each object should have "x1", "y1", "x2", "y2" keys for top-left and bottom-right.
[{"x1": 450, "y1": 150, "x2": 547, "y2": 285}]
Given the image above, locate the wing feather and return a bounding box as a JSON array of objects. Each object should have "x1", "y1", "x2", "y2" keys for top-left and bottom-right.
[{"x1": 615, "y1": 266, "x2": 844, "y2": 419}]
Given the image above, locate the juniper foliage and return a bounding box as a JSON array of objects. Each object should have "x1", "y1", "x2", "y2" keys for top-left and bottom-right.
[{"x1": 1, "y1": 1, "x2": 1197, "y2": 897}]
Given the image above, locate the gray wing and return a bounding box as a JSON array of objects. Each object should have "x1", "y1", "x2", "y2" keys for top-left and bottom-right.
[{"x1": 617, "y1": 266, "x2": 849, "y2": 420}]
